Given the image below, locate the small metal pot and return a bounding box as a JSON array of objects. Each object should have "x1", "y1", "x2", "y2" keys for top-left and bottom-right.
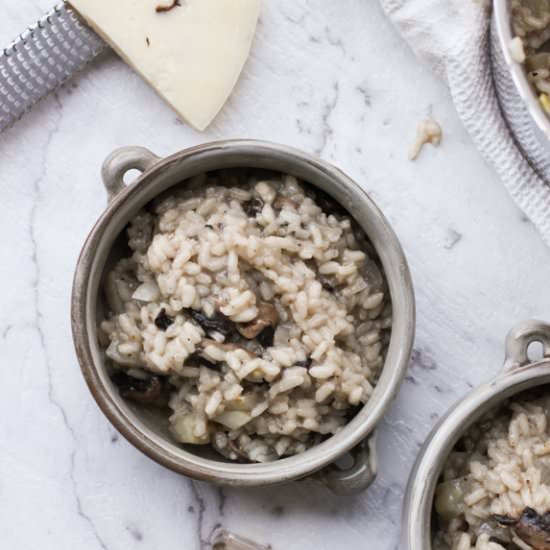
[
  {"x1": 492, "y1": 0, "x2": 550, "y2": 179},
  {"x1": 403, "y1": 319, "x2": 550, "y2": 548},
  {"x1": 71, "y1": 140, "x2": 415, "y2": 494}
]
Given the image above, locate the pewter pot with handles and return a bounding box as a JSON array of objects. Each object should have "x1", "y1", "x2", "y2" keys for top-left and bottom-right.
[
  {"x1": 403, "y1": 319, "x2": 550, "y2": 547},
  {"x1": 71, "y1": 140, "x2": 415, "y2": 495}
]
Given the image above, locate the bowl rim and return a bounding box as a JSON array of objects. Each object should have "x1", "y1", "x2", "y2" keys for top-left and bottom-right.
[
  {"x1": 71, "y1": 139, "x2": 415, "y2": 486},
  {"x1": 402, "y1": 358, "x2": 550, "y2": 548},
  {"x1": 493, "y1": 0, "x2": 550, "y2": 139}
]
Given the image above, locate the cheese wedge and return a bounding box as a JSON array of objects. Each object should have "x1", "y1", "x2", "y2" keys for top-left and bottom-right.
[{"x1": 69, "y1": 0, "x2": 261, "y2": 130}]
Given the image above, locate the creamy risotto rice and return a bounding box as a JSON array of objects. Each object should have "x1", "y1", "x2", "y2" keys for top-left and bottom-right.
[
  {"x1": 434, "y1": 393, "x2": 550, "y2": 550},
  {"x1": 100, "y1": 169, "x2": 391, "y2": 463},
  {"x1": 512, "y1": 0, "x2": 550, "y2": 114}
]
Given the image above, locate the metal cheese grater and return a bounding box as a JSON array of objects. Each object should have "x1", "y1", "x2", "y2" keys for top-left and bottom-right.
[{"x1": 0, "y1": 2, "x2": 105, "y2": 132}]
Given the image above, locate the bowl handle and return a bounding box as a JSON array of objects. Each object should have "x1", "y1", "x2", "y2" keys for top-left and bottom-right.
[
  {"x1": 503, "y1": 320, "x2": 550, "y2": 372},
  {"x1": 314, "y1": 431, "x2": 377, "y2": 495},
  {"x1": 101, "y1": 146, "x2": 161, "y2": 200}
]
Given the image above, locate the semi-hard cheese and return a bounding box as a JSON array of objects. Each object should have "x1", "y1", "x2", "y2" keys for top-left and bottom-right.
[{"x1": 69, "y1": 0, "x2": 261, "y2": 130}]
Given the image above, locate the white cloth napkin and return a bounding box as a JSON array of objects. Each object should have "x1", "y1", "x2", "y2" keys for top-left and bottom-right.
[{"x1": 379, "y1": 0, "x2": 550, "y2": 246}]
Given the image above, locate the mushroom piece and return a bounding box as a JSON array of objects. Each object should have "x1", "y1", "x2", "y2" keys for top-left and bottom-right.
[
  {"x1": 111, "y1": 371, "x2": 164, "y2": 405},
  {"x1": 494, "y1": 507, "x2": 550, "y2": 550},
  {"x1": 295, "y1": 357, "x2": 312, "y2": 368},
  {"x1": 319, "y1": 276, "x2": 335, "y2": 293},
  {"x1": 257, "y1": 326, "x2": 275, "y2": 348},
  {"x1": 186, "y1": 309, "x2": 235, "y2": 338},
  {"x1": 308, "y1": 187, "x2": 347, "y2": 217},
  {"x1": 237, "y1": 302, "x2": 278, "y2": 340},
  {"x1": 185, "y1": 352, "x2": 222, "y2": 371},
  {"x1": 154, "y1": 308, "x2": 174, "y2": 330},
  {"x1": 242, "y1": 197, "x2": 264, "y2": 217}
]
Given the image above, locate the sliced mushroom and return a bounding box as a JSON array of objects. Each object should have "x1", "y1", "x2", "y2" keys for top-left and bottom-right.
[
  {"x1": 186, "y1": 309, "x2": 235, "y2": 338},
  {"x1": 495, "y1": 508, "x2": 550, "y2": 550},
  {"x1": 515, "y1": 508, "x2": 550, "y2": 550},
  {"x1": 320, "y1": 277, "x2": 335, "y2": 293},
  {"x1": 295, "y1": 357, "x2": 312, "y2": 368},
  {"x1": 185, "y1": 352, "x2": 222, "y2": 371},
  {"x1": 154, "y1": 308, "x2": 174, "y2": 330},
  {"x1": 493, "y1": 515, "x2": 519, "y2": 527},
  {"x1": 111, "y1": 371, "x2": 164, "y2": 405},
  {"x1": 237, "y1": 302, "x2": 278, "y2": 341},
  {"x1": 308, "y1": 187, "x2": 346, "y2": 217},
  {"x1": 257, "y1": 326, "x2": 275, "y2": 348},
  {"x1": 242, "y1": 197, "x2": 264, "y2": 217}
]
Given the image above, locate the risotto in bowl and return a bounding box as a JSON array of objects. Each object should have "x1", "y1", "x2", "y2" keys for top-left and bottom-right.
[
  {"x1": 403, "y1": 320, "x2": 550, "y2": 549},
  {"x1": 492, "y1": 0, "x2": 550, "y2": 163},
  {"x1": 72, "y1": 140, "x2": 414, "y2": 492}
]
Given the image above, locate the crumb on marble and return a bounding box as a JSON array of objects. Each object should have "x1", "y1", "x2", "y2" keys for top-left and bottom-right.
[{"x1": 408, "y1": 118, "x2": 442, "y2": 160}]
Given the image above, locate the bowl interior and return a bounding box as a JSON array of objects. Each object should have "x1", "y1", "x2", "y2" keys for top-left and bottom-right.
[
  {"x1": 79, "y1": 142, "x2": 414, "y2": 481},
  {"x1": 99, "y1": 171, "x2": 388, "y2": 462}
]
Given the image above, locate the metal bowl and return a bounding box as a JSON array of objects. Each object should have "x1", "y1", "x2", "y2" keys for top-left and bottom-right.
[
  {"x1": 403, "y1": 319, "x2": 550, "y2": 548},
  {"x1": 492, "y1": 0, "x2": 550, "y2": 179},
  {"x1": 71, "y1": 140, "x2": 415, "y2": 494}
]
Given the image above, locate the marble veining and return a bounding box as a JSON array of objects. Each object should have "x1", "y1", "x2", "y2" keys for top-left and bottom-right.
[{"x1": 1, "y1": 0, "x2": 550, "y2": 549}]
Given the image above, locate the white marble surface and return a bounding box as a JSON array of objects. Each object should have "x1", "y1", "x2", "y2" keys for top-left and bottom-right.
[{"x1": 2, "y1": 1, "x2": 550, "y2": 549}]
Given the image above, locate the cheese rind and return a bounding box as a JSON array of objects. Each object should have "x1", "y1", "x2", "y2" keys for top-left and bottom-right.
[{"x1": 69, "y1": 0, "x2": 261, "y2": 130}]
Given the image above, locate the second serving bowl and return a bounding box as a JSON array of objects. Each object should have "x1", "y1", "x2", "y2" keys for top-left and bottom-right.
[{"x1": 403, "y1": 319, "x2": 550, "y2": 547}]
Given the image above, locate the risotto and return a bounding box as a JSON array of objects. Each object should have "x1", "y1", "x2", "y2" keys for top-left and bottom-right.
[
  {"x1": 511, "y1": 0, "x2": 550, "y2": 114},
  {"x1": 99, "y1": 169, "x2": 391, "y2": 463},
  {"x1": 434, "y1": 393, "x2": 550, "y2": 550}
]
